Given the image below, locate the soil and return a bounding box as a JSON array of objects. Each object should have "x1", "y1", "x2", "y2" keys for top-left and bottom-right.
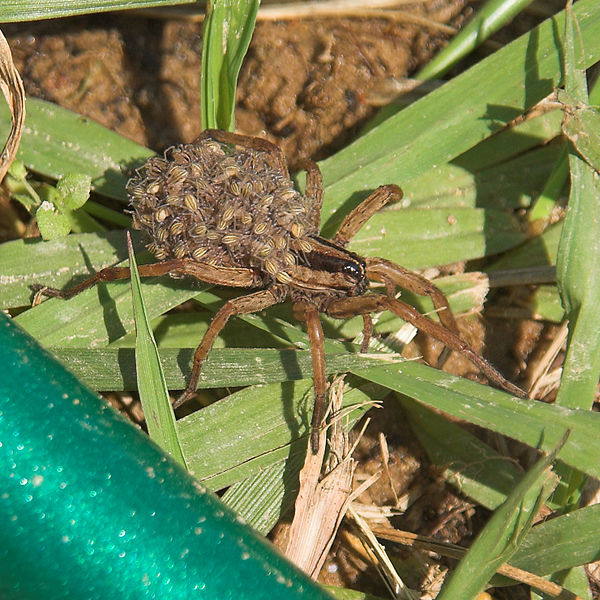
[{"x1": 1, "y1": 3, "x2": 571, "y2": 598}]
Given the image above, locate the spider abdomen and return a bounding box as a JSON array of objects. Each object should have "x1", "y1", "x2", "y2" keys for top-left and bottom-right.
[{"x1": 128, "y1": 139, "x2": 318, "y2": 284}]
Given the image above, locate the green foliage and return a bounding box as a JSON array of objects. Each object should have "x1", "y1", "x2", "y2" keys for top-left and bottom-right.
[
  {"x1": 201, "y1": 0, "x2": 259, "y2": 130},
  {"x1": 128, "y1": 234, "x2": 187, "y2": 467},
  {"x1": 0, "y1": 0, "x2": 196, "y2": 22},
  {"x1": 7, "y1": 166, "x2": 95, "y2": 240}
]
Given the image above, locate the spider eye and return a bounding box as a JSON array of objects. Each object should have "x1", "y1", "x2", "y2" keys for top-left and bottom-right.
[{"x1": 342, "y1": 262, "x2": 362, "y2": 280}]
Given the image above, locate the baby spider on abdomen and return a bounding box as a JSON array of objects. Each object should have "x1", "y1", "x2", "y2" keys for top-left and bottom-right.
[{"x1": 34, "y1": 129, "x2": 527, "y2": 454}]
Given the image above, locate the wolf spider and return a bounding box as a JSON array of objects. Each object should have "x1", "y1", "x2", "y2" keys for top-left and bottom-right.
[{"x1": 34, "y1": 129, "x2": 526, "y2": 453}]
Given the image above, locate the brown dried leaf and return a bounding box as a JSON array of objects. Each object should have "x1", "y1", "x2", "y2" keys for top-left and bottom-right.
[
  {"x1": 0, "y1": 28, "x2": 25, "y2": 182},
  {"x1": 284, "y1": 376, "x2": 357, "y2": 578}
]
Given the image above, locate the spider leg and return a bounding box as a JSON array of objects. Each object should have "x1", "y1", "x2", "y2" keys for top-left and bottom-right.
[
  {"x1": 194, "y1": 129, "x2": 289, "y2": 177},
  {"x1": 293, "y1": 302, "x2": 328, "y2": 454},
  {"x1": 174, "y1": 285, "x2": 287, "y2": 409},
  {"x1": 325, "y1": 294, "x2": 527, "y2": 399},
  {"x1": 32, "y1": 261, "x2": 188, "y2": 304},
  {"x1": 366, "y1": 256, "x2": 460, "y2": 368},
  {"x1": 333, "y1": 184, "x2": 403, "y2": 248},
  {"x1": 32, "y1": 259, "x2": 262, "y2": 304},
  {"x1": 297, "y1": 158, "x2": 324, "y2": 231},
  {"x1": 361, "y1": 313, "x2": 373, "y2": 353}
]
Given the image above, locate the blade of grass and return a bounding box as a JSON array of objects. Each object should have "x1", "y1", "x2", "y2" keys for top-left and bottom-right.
[
  {"x1": 0, "y1": 0, "x2": 196, "y2": 22},
  {"x1": 117, "y1": 312, "x2": 291, "y2": 349},
  {"x1": 0, "y1": 97, "x2": 153, "y2": 200},
  {"x1": 222, "y1": 462, "x2": 296, "y2": 534},
  {"x1": 201, "y1": 0, "x2": 259, "y2": 130},
  {"x1": 128, "y1": 232, "x2": 186, "y2": 467},
  {"x1": 400, "y1": 399, "x2": 524, "y2": 511},
  {"x1": 346, "y1": 206, "x2": 526, "y2": 269},
  {"x1": 323, "y1": 586, "x2": 386, "y2": 600},
  {"x1": 44, "y1": 347, "x2": 398, "y2": 391},
  {"x1": 528, "y1": 145, "x2": 569, "y2": 224},
  {"x1": 221, "y1": 381, "x2": 388, "y2": 534},
  {"x1": 14, "y1": 265, "x2": 204, "y2": 348},
  {"x1": 416, "y1": 0, "x2": 539, "y2": 80},
  {"x1": 0, "y1": 230, "x2": 132, "y2": 309},
  {"x1": 404, "y1": 143, "x2": 562, "y2": 211},
  {"x1": 529, "y1": 68, "x2": 600, "y2": 226},
  {"x1": 553, "y1": 2, "x2": 600, "y2": 513},
  {"x1": 319, "y1": 0, "x2": 600, "y2": 221},
  {"x1": 177, "y1": 379, "x2": 378, "y2": 491},
  {"x1": 508, "y1": 504, "x2": 600, "y2": 578},
  {"x1": 453, "y1": 107, "x2": 563, "y2": 172},
  {"x1": 354, "y1": 362, "x2": 600, "y2": 481},
  {"x1": 436, "y1": 434, "x2": 565, "y2": 599},
  {"x1": 488, "y1": 220, "x2": 562, "y2": 271}
]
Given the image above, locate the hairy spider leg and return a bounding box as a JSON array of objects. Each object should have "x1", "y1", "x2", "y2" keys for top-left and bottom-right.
[
  {"x1": 174, "y1": 286, "x2": 287, "y2": 409},
  {"x1": 297, "y1": 158, "x2": 324, "y2": 231},
  {"x1": 360, "y1": 314, "x2": 374, "y2": 352},
  {"x1": 325, "y1": 294, "x2": 528, "y2": 399},
  {"x1": 331, "y1": 184, "x2": 460, "y2": 366},
  {"x1": 365, "y1": 256, "x2": 460, "y2": 367},
  {"x1": 193, "y1": 129, "x2": 290, "y2": 178},
  {"x1": 333, "y1": 184, "x2": 403, "y2": 248},
  {"x1": 293, "y1": 302, "x2": 328, "y2": 454},
  {"x1": 32, "y1": 259, "x2": 261, "y2": 304}
]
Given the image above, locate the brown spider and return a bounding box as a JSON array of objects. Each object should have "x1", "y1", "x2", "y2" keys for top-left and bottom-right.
[{"x1": 34, "y1": 129, "x2": 526, "y2": 453}]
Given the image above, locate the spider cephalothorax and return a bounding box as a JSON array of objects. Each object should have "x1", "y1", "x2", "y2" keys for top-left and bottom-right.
[{"x1": 35, "y1": 129, "x2": 527, "y2": 453}]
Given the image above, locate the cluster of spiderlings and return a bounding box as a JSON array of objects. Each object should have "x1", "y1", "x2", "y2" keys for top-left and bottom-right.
[{"x1": 127, "y1": 137, "x2": 318, "y2": 285}]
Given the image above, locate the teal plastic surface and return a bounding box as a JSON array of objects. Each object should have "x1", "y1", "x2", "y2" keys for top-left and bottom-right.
[{"x1": 0, "y1": 313, "x2": 332, "y2": 599}]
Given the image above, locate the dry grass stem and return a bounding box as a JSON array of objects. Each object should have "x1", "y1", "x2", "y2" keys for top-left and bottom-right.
[
  {"x1": 0, "y1": 29, "x2": 25, "y2": 182},
  {"x1": 372, "y1": 527, "x2": 587, "y2": 599},
  {"x1": 347, "y1": 506, "x2": 418, "y2": 600},
  {"x1": 528, "y1": 321, "x2": 568, "y2": 398},
  {"x1": 140, "y1": 1, "x2": 458, "y2": 33},
  {"x1": 284, "y1": 376, "x2": 357, "y2": 578},
  {"x1": 379, "y1": 432, "x2": 401, "y2": 506}
]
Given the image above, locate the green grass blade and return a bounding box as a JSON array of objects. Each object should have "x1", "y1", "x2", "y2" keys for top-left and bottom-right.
[
  {"x1": 128, "y1": 234, "x2": 186, "y2": 467},
  {"x1": 437, "y1": 435, "x2": 564, "y2": 599},
  {"x1": 0, "y1": 231, "x2": 131, "y2": 309},
  {"x1": 43, "y1": 347, "x2": 396, "y2": 392},
  {"x1": 177, "y1": 379, "x2": 378, "y2": 492},
  {"x1": 507, "y1": 504, "x2": 600, "y2": 578},
  {"x1": 488, "y1": 221, "x2": 562, "y2": 271},
  {"x1": 220, "y1": 381, "x2": 387, "y2": 533},
  {"x1": 0, "y1": 0, "x2": 195, "y2": 22},
  {"x1": 528, "y1": 144, "x2": 569, "y2": 223},
  {"x1": 552, "y1": 4, "x2": 600, "y2": 517},
  {"x1": 14, "y1": 266, "x2": 203, "y2": 348},
  {"x1": 355, "y1": 362, "x2": 600, "y2": 480},
  {"x1": 453, "y1": 108, "x2": 562, "y2": 172},
  {"x1": 319, "y1": 0, "x2": 600, "y2": 220},
  {"x1": 345, "y1": 206, "x2": 525, "y2": 269},
  {"x1": 416, "y1": 0, "x2": 538, "y2": 80},
  {"x1": 545, "y1": 28, "x2": 600, "y2": 597},
  {"x1": 222, "y1": 462, "x2": 293, "y2": 534},
  {"x1": 405, "y1": 143, "x2": 562, "y2": 211},
  {"x1": 555, "y1": 163, "x2": 600, "y2": 403},
  {"x1": 322, "y1": 586, "x2": 385, "y2": 600},
  {"x1": 201, "y1": 0, "x2": 259, "y2": 130},
  {"x1": 0, "y1": 97, "x2": 153, "y2": 200},
  {"x1": 400, "y1": 399, "x2": 524, "y2": 510},
  {"x1": 117, "y1": 312, "x2": 291, "y2": 350}
]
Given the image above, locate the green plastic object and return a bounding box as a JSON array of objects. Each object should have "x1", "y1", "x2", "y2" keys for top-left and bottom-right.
[{"x1": 0, "y1": 313, "x2": 332, "y2": 599}]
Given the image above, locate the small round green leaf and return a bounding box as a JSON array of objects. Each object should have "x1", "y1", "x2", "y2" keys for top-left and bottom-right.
[{"x1": 35, "y1": 201, "x2": 71, "y2": 240}]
